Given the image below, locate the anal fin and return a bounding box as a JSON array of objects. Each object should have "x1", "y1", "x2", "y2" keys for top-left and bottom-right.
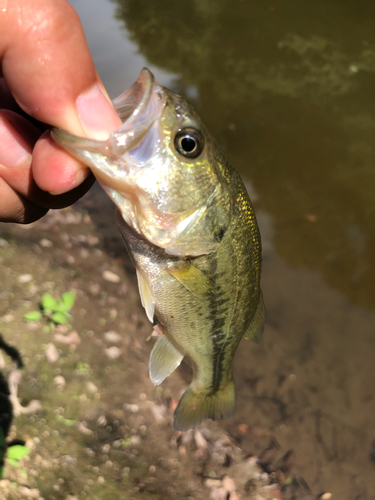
[
  {"x1": 150, "y1": 334, "x2": 184, "y2": 385},
  {"x1": 243, "y1": 292, "x2": 265, "y2": 343}
]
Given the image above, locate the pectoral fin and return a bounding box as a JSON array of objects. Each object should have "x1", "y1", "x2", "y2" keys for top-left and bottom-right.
[
  {"x1": 243, "y1": 292, "x2": 265, "y2": 343},
  {"x1": 136, "y1": 269, "x2": 155, "y2": 323},
  {"x1": 167, "y1": 261, "x2": 212, "y2": 297},
  {"x1": 150, "y1": 335, "x2": 184, "y2": 385}
]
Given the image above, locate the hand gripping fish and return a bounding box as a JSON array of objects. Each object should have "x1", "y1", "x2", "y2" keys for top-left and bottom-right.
[{"x1": 52, "y1": 69, "x2": 265, "y2": 431}]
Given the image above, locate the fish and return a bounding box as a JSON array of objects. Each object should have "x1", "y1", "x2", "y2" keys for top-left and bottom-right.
[{"x1": 52, "y1": 68, "x2": 265, "y2": 431}]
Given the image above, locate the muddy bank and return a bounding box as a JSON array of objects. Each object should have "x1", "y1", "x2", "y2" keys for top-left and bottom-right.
[{"x1": 0, "y1": 203, "x2": 310, "y2": 500}]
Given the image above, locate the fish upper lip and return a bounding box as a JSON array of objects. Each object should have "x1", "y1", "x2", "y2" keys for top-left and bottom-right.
[
  {"x1": 112, "y1": 67, "x2": 155, "y2": 124},
  {"x1": 52, "y1": 68, "x2": 164, "y2": 156},
  {"x1": 109, "y1": 67, "x2": 163, "y2": 153}
]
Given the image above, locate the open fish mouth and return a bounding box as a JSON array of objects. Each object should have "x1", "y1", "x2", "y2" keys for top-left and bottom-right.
[
  {"x1": 112, "y1": 67, "x2": 157, "y2": 123},
  {"x1": 51, "y1": 68, "x2": 165, "y2": 163}
]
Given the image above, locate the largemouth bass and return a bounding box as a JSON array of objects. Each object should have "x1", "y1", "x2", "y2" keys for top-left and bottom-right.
[{"x1": 52, "y1": 68, "x2": 265, "y2": 431}]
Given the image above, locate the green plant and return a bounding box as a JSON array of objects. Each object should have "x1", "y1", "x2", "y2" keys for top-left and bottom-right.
[
  {"x1": 121, "y1": 437, "x2": 132, "y2": 447},
  {"x1": 6, "y1": 444, "x2": 30, "y2": 468},
  {"x1": 23, "y1": 291, "x2": 76, "y2": 326},
  {"x1": 56, "y1": 415, "x2": 76, "y2": 426},
  {"x1": 0, "y1": 442, "x2": 31, "y2": 480},
  {"x1": 75, "y1": 362, "x2": 90, "y2": 375},
  {"x1": 0, "y1": 429, "x2": 5, "y2": 479}
]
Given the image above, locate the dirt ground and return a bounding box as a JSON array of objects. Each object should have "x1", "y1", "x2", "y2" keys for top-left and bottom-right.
[{"x1": 0, "y1": 200, "x2": 312, "y2": 500}]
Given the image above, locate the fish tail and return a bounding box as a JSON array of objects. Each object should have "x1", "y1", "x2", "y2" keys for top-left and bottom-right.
[{"x1": 173, "y1": 381, "x2": 236, "y2": 431}]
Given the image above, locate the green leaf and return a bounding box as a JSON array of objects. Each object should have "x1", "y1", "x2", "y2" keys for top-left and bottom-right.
[
  {"x1": 50, "y1": 311, "x2": 68, "y2": 324},
  {"x1": 121, "y1": 438, "x2": 132, "y2": 447},
  {"x1": 23, "y1": 311, "x2": 42, "y2": 322},
  {"x1": 41, "y1": 293, "x2": 57, "y2": 311},
  {"x1": 7, "y1": 458, "x2": 19, "y2": 467},
  {"x1": 76, "y1": 362, "x2": 90, "y2": 375},
  {"x1": 61, "y1": 291, "x2": 76, "y2": 310},
  {"x1": 7, "y1": 445, "x2": 31, "y2": 461},
  {"x1": 56, "y1": 415, "x2": 76, "y2": 426},
  {"x1": 53, "y1": 302, "x2": 70, "y2": 313}
]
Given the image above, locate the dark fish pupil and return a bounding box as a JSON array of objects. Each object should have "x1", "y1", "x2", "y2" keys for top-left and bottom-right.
[
  {"x1": 174, "y1": 128, "x2": 204, "y2": 158},
  {"x1": 181, "y1": 136, "x2": 196, "y2": 152}
]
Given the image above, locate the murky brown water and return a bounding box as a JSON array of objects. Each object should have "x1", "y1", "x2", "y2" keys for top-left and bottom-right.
[{"x1": 71, "y1": 0, "x2": 375, "y2": 497}]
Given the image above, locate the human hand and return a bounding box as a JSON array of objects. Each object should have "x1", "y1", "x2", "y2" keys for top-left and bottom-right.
[{"x1": 0, "y1": 0, "x2": 121, "y2": 223}]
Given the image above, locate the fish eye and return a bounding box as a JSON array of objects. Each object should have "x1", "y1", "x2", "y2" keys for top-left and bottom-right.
[{"x1": 174, "y1": 128, "x2": 204, "y2": 159}]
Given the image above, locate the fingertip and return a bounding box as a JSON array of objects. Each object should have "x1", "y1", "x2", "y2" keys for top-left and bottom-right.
[
  {"x1": 76, "y1": 83, "x2": 122, "y2": 140},
  {"x1": 32, "y1": 131, "x2": 91, "y2": 195}
]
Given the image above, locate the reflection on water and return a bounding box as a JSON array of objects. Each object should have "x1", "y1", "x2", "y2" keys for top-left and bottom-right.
[
  {"x1": 110, "y1": 0, "x2": 375, "y2": 311},
  {"x1": 70, "y1": 0, "x2": 375, "y2": 497}
]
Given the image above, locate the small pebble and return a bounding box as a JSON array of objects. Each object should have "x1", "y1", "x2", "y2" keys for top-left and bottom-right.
[
  {"x1": 86, "y1": 381, "x2": 98, "y2": 393},
  {"x1": 53, "y1": 376, "x2": 65, "y2": 387},
  {"x1": 205, "y1": 478, "x2": 222, "y2": 488},
  {"x1": 2, "y1": 314, "x2": 14, "y2": 323},
  {"x1": 77, "y1": 422, "x2": 93, "y2": 435},
  {"x1": 89, "y1": 283, "x2": 100, "y2": 295},
  {"x1": 124, "y1": 403, "x2": 139, "y2": 413},
  {"x1": 39, "y1": 238, "x2": 53, "y2": 248},
  {"x1": 105, "y1": 346, "x2": 121, "y2": 359},
  {"x1": 27, "y1": 321, "x2": 40, "y2": 331},
  {"x1": 54, "y1": 331, "x2": 81, "y2": 345},
  {"x1": 87, "y1": 235, "x2": 99, "y2": 246},
  {"x1": 80, "y1": 248, "x2": 89, "y2": 259},
  {"x1": 210, "y1": 487, "x2": 228, "y2": 500},
  {"x1": 0, "y1": 238, "x2": 9, "y2": 246},
  {"x1": 97, "y1": 415, "x2": 107, "y2": 426},
  {"x1": 45, "y1": 343, "x2": 59, "y2": 363},
  {"x1": 320, "y1": 494, "x2": 332, "y2": 500},
  {"x1": 104, "y1": 330, "x2": 121, "y2": 343},
  {"x1": 130, "y1": 435, "x2": 141, "y2": 446},
  {"x1": 18, "y1": 487, "x2": 40, "y2": 498},
  {"x1": 101, "y1": 444, "x2": 110, "y2": 454},
  {"x1": 102, "y1": 270, "x2": 121, "y2": 283},
  {"x1": 194, "y1": 430, "x2": 208, "y2": 450},
  {"x1": 150, "y1": 404, "x2": 166, "y2": 423},
  {"x1": 237, "y1": 424, "x2": 248, "y2": 434},
  {"x1": 17, "y1": 274, "x2": 33, "y2": 283},
  {"x1": 222, "y1": 476, "x2": 236, "y2": 493}
]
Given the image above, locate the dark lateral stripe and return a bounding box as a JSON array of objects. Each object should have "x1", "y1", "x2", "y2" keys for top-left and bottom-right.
[{"x1": 208, "y1": 254, "x2": 229, "y2": 394}]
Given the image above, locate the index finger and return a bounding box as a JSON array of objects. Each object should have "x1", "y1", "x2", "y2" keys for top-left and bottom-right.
[{"x1": 0, "y1": 0, "x2": 121, "y2": 139}]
